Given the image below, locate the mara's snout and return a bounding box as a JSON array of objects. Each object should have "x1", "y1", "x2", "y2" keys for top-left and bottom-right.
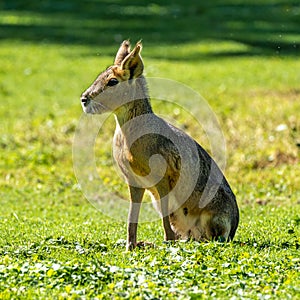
[
  {"x1": 80, "y1": 95, "x2": 90, "y2": 110},
  {"x1": 80, "y1": 94, "x2": 109, "y2": 115}
]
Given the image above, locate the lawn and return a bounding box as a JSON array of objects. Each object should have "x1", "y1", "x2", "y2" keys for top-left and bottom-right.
[{"x1": 0, "y1": 0, "x2": 299, "y2": 299}]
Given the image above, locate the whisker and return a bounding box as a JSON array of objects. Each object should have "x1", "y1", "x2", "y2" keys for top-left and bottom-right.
[{"x1": 90, "y1": 99, "x2": 109, "y2": 112}]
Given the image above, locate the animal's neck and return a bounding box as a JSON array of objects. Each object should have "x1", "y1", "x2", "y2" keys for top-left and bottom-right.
[{"x1": 114, "y1": 77, "x2": 153, "y2": 127}]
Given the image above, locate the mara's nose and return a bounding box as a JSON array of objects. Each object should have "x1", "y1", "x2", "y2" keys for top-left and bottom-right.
[{"x1": 81, "y1": 95, "x2": 90, "y2": 107}]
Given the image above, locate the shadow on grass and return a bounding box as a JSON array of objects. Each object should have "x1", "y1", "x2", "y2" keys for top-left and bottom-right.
[{"x1": 0, "y1": 0, "x2": 299, "y2": 57}]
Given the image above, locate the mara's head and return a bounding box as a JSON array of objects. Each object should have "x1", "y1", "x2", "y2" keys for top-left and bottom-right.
[{"x1": 80, "y1": 40, "x2": 145, "y2": 114}]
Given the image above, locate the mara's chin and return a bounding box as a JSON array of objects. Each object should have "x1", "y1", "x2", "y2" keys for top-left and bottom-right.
[{"x1": 82, "y1": 103, "x2": 108, "y2": 114}]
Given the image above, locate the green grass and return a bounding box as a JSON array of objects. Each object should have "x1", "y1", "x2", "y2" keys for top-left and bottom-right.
[{"x1": 1, "y1": 0, "x2": 300, "y2": 299}]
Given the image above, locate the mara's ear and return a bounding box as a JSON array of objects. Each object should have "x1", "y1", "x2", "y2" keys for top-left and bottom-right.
[
  {"x1": 114, "y1": 40, "x2": 131, "y2": 65},
  {"x1": 121, "y1": 41, "x2": 144, "y2": 79}
]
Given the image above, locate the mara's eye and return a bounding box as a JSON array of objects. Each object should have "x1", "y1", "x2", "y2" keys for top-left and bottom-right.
[{"x1": 107, "y1": 78, "x2": 119, "y2": 86}]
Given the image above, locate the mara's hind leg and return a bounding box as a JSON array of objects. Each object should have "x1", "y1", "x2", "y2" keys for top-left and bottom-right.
[
  {"x1": 206, "y1": 214, "x2": 231, "y2": 242},
  {"x1": 196, "y1": 187, "x2": 239, "y2": 242},
  {"x1": 195, "y1": 211, "x2": 231, "y2": 242}
]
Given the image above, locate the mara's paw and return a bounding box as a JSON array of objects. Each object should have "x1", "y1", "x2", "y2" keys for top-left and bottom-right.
[
  {"x1": 215, "y1": 236, "x2": 226, "y2": 243},
  {"x1": 126, "y1": 242, "x2": 137, "y2": 251},
  {"x1": 136, "y1": 241, "x2": 154, "y2": 248}
]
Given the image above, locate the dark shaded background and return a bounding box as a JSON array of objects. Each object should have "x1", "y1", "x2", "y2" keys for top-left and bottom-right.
[{"x1": 0, "y1": 0, "x2": 299, "y2": 57}]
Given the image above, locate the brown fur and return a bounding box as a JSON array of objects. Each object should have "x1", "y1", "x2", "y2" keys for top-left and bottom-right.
[{"x1": 80, "y1": 40, "x2": 239, "y2": 250}]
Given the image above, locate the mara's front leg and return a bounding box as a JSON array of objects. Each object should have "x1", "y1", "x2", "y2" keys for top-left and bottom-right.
[
  {"x1": 127, "y1": 186, "x2": 145, "y2": 251},
  {"x1": 162, "y1": 196, "x2": 176, "y2": 241},
  {"x1": 156, "y1": 182, "x2": 176, "y2": 241}
]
